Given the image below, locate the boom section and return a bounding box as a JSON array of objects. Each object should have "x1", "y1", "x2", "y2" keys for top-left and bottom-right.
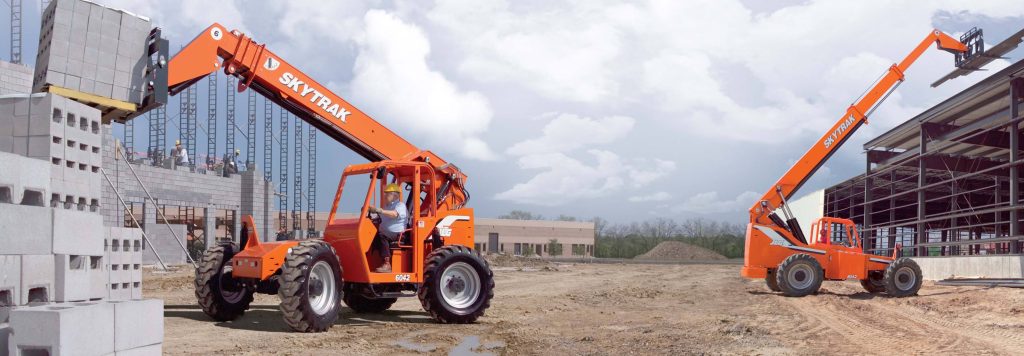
[
  {"x1": 166, "y1": 23, "x2": 431, "y2": 166},
  {"x1": 749, "y1": 29, "x2": 967, "y2": 225}
]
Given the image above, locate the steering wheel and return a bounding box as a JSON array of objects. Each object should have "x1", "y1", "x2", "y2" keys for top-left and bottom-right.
[{"x1": 366, "y1": 208, "x2": 382, "y2": 226}]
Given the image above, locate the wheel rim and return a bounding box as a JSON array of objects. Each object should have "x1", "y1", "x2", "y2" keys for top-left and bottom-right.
[
  {"x1": 787, "y1": 263, "x2": 815, "y2": 290},
  {"x1": 894, "y1": 266, "x2": 917, "y2": 291},
  {"x1": 308, "y1": 261, "x2": 338, "y2": 315},
  {"x1": 218, "y1": 265, "x2": 244, "y2": 303},
  {"x1": 440, "y1": 262, "x2": 481, "y2": 310}
]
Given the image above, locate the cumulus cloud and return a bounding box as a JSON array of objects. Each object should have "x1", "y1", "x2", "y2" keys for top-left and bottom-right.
[
  {"x1": 350, "y1": 10, "x2": 496, "y2": 160},
  {"x1": 675, "y1": 191, "x2": 760, "y2": 214},
  {"x1": 629, "y1": 191, "x2": 672, "y2": 202},
  {"x1": 495, "y1": 113, "x2": 676, "y2": 205}
]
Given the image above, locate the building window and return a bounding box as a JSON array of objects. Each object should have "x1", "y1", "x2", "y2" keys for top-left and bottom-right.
[
  {"x1": 572, "y1": 244, "x2": 586, "y2": 256},
  {"x1": 513, "y1": 243, "x2": 523, "y2": 256}
]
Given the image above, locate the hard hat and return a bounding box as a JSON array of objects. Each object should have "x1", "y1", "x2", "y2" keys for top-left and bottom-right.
[
  {"x1": 235, "y1": 149, "x2": 241, "y2": 154},
  {"x1": 175, "y1": 140, "x2": 181, "y2": 145},
  {"x1": 384, "y1": 183, "x2": 401, "y2": 193}
]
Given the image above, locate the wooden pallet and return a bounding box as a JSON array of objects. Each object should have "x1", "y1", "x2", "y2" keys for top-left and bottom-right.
[{"x1": 42, "y1": 85, "x2": 143, "y2": 124}]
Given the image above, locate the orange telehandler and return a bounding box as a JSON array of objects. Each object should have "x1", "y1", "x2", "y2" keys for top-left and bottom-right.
[
  {"x1": 741, "y1": 29, "x2": 984, "y2": 297},
  {"x1": 164, "y1": 24, "x2": 493, "y2": 332}
]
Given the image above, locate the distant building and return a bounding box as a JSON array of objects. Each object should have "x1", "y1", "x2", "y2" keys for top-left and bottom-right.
[{"x1": 474, "y1": 218, "x2": 595, "y2": 257}]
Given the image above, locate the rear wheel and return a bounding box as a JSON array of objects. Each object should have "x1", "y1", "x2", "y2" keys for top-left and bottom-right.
[
  {"x1": 418, "y1": 246, "x2": 494, "y2": 323},
  {"x1": 860, "y1": 271, "x2": 886, "y2": 293},
  {"x1": 775, "y1": 254, "x2": 823, "y2": 297},
  {"x1": 195, "y1": 243, "x2": 254, "y2": 321},
  {"x1": 279, "y1": 240, "x2": 343, "y2": 332},
  {"x1": 765, "y1": 269, "x2": 781, "y2": 292},
  {"x1": 343, "y1": 292, "x2": 397, "y2": 313},
  {"x1": 884, "y1": 258, "x2": 922, "y2": 297}
]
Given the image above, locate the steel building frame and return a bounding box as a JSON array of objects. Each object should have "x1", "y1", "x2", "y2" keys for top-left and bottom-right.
[{"x1": 824, "y1": 60, "x2": 1024, "y2": 257}]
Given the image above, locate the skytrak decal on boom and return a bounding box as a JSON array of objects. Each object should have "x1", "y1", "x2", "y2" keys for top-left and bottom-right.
[
  {"x1": 278, "y1": 72, "x2": 353, "y2": 122},
  {"x1": 822, "y1": 114, "x2": 856, "y2": 149}
]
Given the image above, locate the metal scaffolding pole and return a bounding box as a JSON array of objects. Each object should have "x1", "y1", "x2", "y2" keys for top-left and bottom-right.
[
  {"x1": 293, "y1": 117, "x2": 302, "y2": 232},
  {"x1": 917, "y1": 129, "x2": 927, "y2": 256},
  {"x1": 225, "y1": 76, "x2": 236, "y2": 160},
  {"x1": 207, "y1": 72, "x2": 217, "y2": 166},
  {"x1": 307, "y1": 124, "x2": 316, "y2": 237},
  {"x1": 125, "y1": 115, "x2": 134, "y2": 162},
  {"x1": 10, "y1": 0, "x2": 22, "y2": 64},
  {"x1": 263, "y1": 96, "x2": 272, "y2": 182},
  {"x1": 279, "y1": 107, "x2": 289, "y2": 231},
  {"x1": 1011, "y1": 78, "x2": 1022, "y2": 253},
  {"x1": 187, "y1": 82, "x2": 197, "y2": 166},
  {"x1": 247, "y1": 90, "x2": 256, "y2": 168},
  {"x1": 148, "y1": 106, "x2": 165, "y2": 166}
]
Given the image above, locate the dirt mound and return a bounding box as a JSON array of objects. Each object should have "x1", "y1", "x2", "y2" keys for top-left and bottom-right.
[{"x1": 635, "y1": 241, "x2": 726, "y2": 260}]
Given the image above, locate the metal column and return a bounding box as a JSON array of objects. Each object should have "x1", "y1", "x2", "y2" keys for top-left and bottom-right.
[
  {"x1": 1011, "y1": 78, "x2": 1022, "y2": 253},
  {"x1": 225, "y1": 76, "x2": 236, "y2": 161},
  {"x1": 263, "y1": 97, "x2": 272, "y2": 182},
  {"x1": 247, "y1": 91, "x2": 256, "y2": 168},
  {"x1": 293, "y1": 117, "x2": 302, "y2": 232},
  {"x1": 279, "y1": 108, "x2": 289, "y2": 231},
  {"x1": 10, "y1": 0, "x2": 21, "y2": 64},
  {"x1": 917, "y1": 128, "x2": 928, "y2": 256},
  {"x1": 125, "y1": 116, "x2": 134, "y2": 162},
  {"x1": 207, "y1": 72, "x2": 217, "y2": 166},
  {"x1": 863, "y1": 158, "x2": 872, "y2": 252},
  {"x1": 307, "y1": 124, "x2": 316, "y2": 237}
]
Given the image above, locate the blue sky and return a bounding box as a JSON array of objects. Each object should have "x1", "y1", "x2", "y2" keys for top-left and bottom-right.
[{"x1": 5, "y1": 0, "x2": 1024, "y2": 224}]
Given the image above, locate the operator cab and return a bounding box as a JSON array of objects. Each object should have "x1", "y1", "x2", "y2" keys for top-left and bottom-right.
[
  {"x1": 324, "y1": 161, "x2": 438, "y2": 283},
  {"x1": 809, "y1": 217, "x2": 861, "y2": 250}
]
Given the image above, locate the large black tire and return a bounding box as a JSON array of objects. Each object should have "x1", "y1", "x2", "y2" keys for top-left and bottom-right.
[
  {"x1": 765, "y1": 269, "x2": 781, "y2": 292},
  {"x1": 194, "y1": 243, "x2": 254, "y2": 321},
  {"x1": 775, "y1": 254, "x2": 823, "y2": 297},
  {"x1": 343, "y1": 292, "x2": 398, "y2": 313},
  {"x1": 278, "y1": 240, "x2": 343, "y2": 332},
  {"x1": 884, "y1": 258, "x2": 923, "y2": 297},
  {"x1": 860, "y1": 271, "x2": 886, "y2": 293},
  {"x1": 418, "y1": 245, "x2": 494, "y2": 323}
]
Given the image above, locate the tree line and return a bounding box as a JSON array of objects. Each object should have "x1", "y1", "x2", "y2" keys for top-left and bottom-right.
[{"x1": 497, "y1": 211, "x2": 746, "y2": 259}]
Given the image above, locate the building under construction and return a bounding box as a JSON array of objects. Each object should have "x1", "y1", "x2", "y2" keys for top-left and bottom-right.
[{"x1": 821, "y1": 58, "x2": 1024, "y2": 263}]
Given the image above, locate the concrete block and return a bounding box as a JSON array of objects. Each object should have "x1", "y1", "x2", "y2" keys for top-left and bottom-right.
[
  {"x1": 109, "y1": 299, "x2": 162, "y2": 351},
  {"x1": 10, "y1": 301, "x2": 115, "y2": 356},
  {"x1": 108, "y1": 282, "x2": 130, "y2": 301},
  {"x1": 1, "y1": 322, "x2": 13, "y2": 356},
  {"x1": 0, "y1": 205, "x2": 53, "y2": 254},
  {"x1": 54, "y1": 254, "x2": 91, "y2": 302},
  {"x1": 130, "y1": 282, "x2": 142, "y2": 300},
  {"x1": 90, "y1": 256, "x2": 108, "y2": 300},
  {"x1": 0, "y1": 149, "x2": 52, "y2": 205},
  {"x1": 20, "y1": 255, "x2": 54, "y2": 305},
  {"x1": 0, "y1": 256, "x2": 20, "y2": 322},
  {"x1": 53, "y1": 208, "x2": 105, "y2": 255}
]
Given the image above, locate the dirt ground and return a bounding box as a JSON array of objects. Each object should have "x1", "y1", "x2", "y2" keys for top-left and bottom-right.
[{"x1": 147, "y1": 260, "x2": 1024, "y2": 355}]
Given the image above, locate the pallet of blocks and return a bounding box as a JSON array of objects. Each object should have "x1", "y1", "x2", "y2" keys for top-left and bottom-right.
[{"x1": 0, "y1": 93, "x2": 162, "y2": 355}]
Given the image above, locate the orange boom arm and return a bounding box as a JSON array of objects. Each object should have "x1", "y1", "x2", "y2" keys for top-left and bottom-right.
[{"x1": 749, "y1": 30, "x2": 967, "y2": 227}]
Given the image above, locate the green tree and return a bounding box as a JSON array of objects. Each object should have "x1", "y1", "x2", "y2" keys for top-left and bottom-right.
[
  {"x1": 547, "y1": 239, "x2": 563, "y2": 256},
  {"x1": 499, "y1": 210, "x2": 544, "y2": 220}
]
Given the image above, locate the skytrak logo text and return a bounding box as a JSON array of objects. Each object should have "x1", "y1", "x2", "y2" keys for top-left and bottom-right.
[
  {"x1": 278, "y1": 72, "x2": 352, "y2": 122},
  {"x1": 823, "y1": 115, "x2": 856, "y2": 149}
]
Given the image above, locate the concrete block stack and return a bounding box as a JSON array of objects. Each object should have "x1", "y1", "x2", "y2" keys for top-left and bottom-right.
[
  {"x1": 0, "y1": 94, "x2": 102, "y2": 211},
  {"x1": 33, "y1": 0, "x2": 152, "y2": 104},
  {"x1": 106, "y1": 227, "x2": 143, "y2": 300},
  {"x1": 0, "y1": 61, "x2": 33, "y2": 95},
  {"x1": 8, "y1": 299, "x2": 163, "y2": 355}
]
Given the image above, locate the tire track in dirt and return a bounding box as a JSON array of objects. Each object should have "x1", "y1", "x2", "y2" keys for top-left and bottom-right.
[
  {"x1": 869, "y1": 299, "x2": 1024, "y2": 355},
  {"x1": 779, "y1": 292, "x2": 995, "y2": 355}
]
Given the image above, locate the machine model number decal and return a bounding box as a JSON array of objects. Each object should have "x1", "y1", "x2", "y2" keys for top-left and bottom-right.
[{"x1": 395, "y1": 274, "x2": 411, "y2": 282}]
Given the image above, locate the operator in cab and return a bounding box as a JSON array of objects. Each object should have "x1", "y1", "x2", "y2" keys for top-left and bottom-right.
[{"x1": 368, "y1": 183, "x2": 407, "y2": 273}]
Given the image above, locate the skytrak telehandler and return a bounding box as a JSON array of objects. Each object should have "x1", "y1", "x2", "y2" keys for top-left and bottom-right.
[
  {"x1": 741, "y1": 29, "x2": 987, "y2": 297},
  {"x1": 164, "y1": 24, "x2": 494, "y2": 332}
]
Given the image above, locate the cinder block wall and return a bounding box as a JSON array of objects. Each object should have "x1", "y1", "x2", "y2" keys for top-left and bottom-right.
[
  {"x1": 911, "y1": 256, "x2": 1024, "y2": 280},
  {"x1": 100, "y1": 126, "x2": 275, "y2": 263}
]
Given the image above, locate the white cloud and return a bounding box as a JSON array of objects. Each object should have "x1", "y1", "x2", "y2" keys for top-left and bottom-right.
[
  {"x1": 495, "y1": 113, "x2": 675, "y2": 205},
  {"x1": 349, "y1": 10, "x2": 496, "y2": 160},
  {"x1": 506, "y1": 114, "x2": 634, "y2": 156},
  {"x1": 675, "y1": 191, "x2": 760, "y2": 214},
  {"x1": 629, "y1": 191, "x2": 672, "y2": 202},
  {"x1": 99, "y1": 0, "x2": 251, "y2": 40},
  {"x1": 495, "y1": 149, "x2": 674, "y2": 206}
]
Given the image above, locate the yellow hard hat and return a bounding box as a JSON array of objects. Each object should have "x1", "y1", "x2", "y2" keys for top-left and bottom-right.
[
  {"x1": 384, "y1": 183, "x2": 401, "y2": 193},
  {"x1": 175, "y1": 140, "x2": 181, "y2": 145}
]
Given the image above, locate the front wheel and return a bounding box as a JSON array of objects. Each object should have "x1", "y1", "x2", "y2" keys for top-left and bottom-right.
[
  {"x1": 195, "y1": 243, "x2": 254, "y2": 321},
  {"x1": 278, "y1": 240, "x2": 343, "y2": 332},
  {"x1": 775, "y1": 254, "x2": 823, "y2": 297},
  {"x1": 418, "y1": 246, "x2": 494, "y2": 323},
  {"x1": 860, "y1": 271, "x2": 886, "y2": 293},
  {"x1": 884, "y1": 258, "x2": 922, "y2": 297}
]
